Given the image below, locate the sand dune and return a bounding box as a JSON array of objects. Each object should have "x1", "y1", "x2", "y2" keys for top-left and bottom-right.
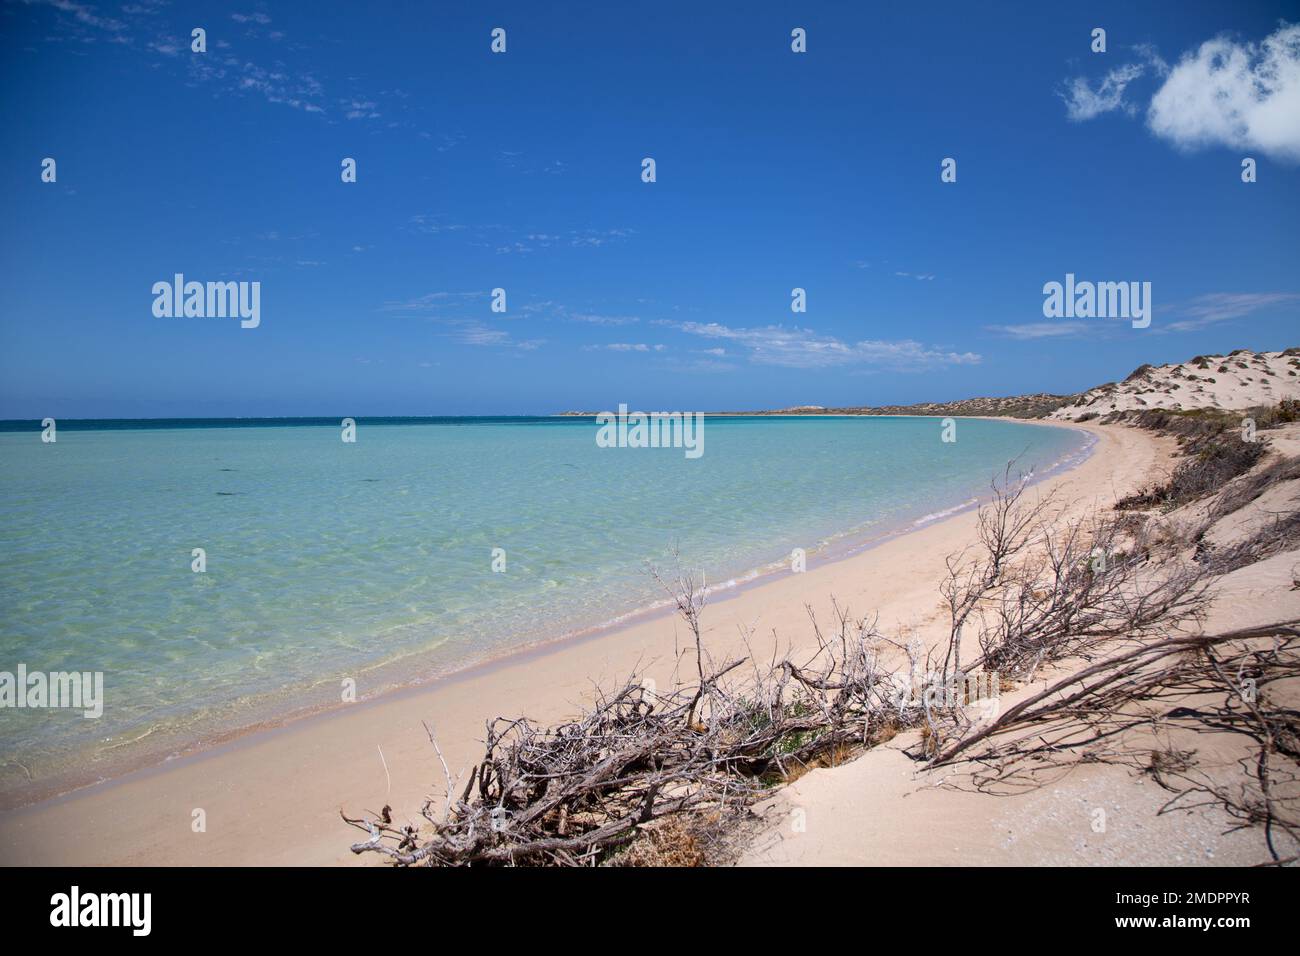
[{"x1": 1051, "y1": 348, "x2": 1300, "y2": 420}]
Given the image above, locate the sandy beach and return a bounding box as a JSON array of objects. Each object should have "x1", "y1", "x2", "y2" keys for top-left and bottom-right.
[
  {"x1": 0, "y1": 419, "x2": 1168, "y2": 865},
  {"x1": 6, "y1": 3, "x2": 1298, "y2": 932}
]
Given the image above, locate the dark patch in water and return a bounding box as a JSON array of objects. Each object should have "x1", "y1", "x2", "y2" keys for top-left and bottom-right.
[{"x1": 215, "y1": 491, "x2": 241, "y2": 496}]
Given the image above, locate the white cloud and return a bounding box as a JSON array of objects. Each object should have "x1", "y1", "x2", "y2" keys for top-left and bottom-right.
[
  {"x1": 343, "y1": 99, "x2": 380, "y2": 120},
  {"x1": 443, "y1": 320, "x2": 543, "y2": 351},
  {"x1": 1060, "y1": 25, "x2": 1300, "y2": 162},
  {"x1": 662, "y1": 321, "x2": 980, "y2": 370},
  {"x1": 985, "y1": 321, "x2": 1092, "y2": 340},
  {"x1": 25, "y1": 0, "x2": 124, "y2": 33},
  {"x1": 1147, "y1": 23, "x2": 1300, "y2": 162},
  {"x1": 381, "y1": 291, "x2": 485, "y2": 313},
  {"x1": 566, "y1": 311, "x2": 640, "y2": 326},
  {"x1": 188, "y1": 55, "x2": 328, "y2": 114},
  {"x1": 1060, "y1": 63, "x2": 1148, "y2": 121},
  {"x1": 583, "y1": 343, "x2": 665, "y2": 352},
  {"x1": 570, "y1": 228, "x2": 633, "y2": 247}
]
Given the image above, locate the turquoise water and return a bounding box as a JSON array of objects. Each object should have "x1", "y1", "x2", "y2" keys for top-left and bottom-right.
[{"x1": 0, "y1": 416, "x2": 1087, "y2": 801}]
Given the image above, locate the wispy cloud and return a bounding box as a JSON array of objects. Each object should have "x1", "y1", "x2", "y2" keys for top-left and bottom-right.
[
  {"x1": 21, "y1": 0, "x2": 125, "y2": 34},
  {"x1": 1163, "y1": 292, "x2": 1300, "y2": 332},
  {"x1": 582, "y1": 343, "x2": 665, "y2": 352},
  {"x1": 381, "y1": 291, "x2": 486, "y2": 313},
  {"x1": 187, "y1": 55, "x2": 326, "y2": 114},
  {"x1": 441, "y1": 320, "x2": 543, "y2": 351},
  {"x1": 855, "y1": 261, "x2": 936, "y2": 281},
  {"x1": 21, "y1": 0, "x2": 394, "y2": 120},
  {"x1": 408, "y1": 214, "x2": 466, "y2": 235},
  {"x1": 1060, "y1": 62, "x2": 1149, "y2": 121},
  {"x1": 120, "y1": 1, "x2": 167, "y2": 15},
  {"x1": 491, "y1": 228, "x2": 634, "y2": 254},
  {"x1": 985, "y1": 321, "x2": 1093, "y2": 340},
  {"x1": 569, "y1": 228, "x2": 632, "y2": 247},
  {"x1": 509, "y1": 302, "x2": 642, "y2": 327},
  {"x1": 658, "y1": 321, "x2": 980, "y2": 370},
  {"x1": 566, "y1": 311, "x2": 640, "y2": 327},
  {"x1": 989, "y1": 292, "x2": 1297, "y2": 336},
  {"x1": 342, "y1": 98, "x2": 380, "y2": 120},
  {"x1": 230, "y1": 12, "x2": 283, "y2": 42}
]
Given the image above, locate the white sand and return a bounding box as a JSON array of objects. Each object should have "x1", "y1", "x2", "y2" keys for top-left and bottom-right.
[{"x1": 1052, "y1": 348, "x2": 1299, "y2": 420}]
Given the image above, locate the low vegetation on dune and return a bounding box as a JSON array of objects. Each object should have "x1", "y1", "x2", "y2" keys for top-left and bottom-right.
[
  {"x1": 1115, "y1": 411, "x2": 1265, "y2": 511},
  {"x1": 1054, "y1": 348, "x2": 1299, "y2": 421},
  {"x1": 1114, "y1": 402, "x2": 1297, "y2": 511},
  {"x1": 747, "y1": 393, "x2": 1079, "y2": 419}
]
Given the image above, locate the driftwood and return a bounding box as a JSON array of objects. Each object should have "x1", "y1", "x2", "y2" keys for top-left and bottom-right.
[{"x1": 341, "y1": 610, "x2": 924, "y2": 865}]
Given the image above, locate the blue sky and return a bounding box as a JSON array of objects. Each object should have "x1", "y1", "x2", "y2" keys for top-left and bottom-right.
[{"x1": 2, "y1": 0, "x2": 1298, "y2": 417}]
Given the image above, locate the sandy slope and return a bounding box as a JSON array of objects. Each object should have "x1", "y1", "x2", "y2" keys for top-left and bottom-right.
[
  {"x1": 1051, "y1": 348, "x2": 1299, "y2": 420},
  {"x1": 742, "y1": 426, "x2": 1300, "y2": 867},
  {"x1": 0, "y1": 421, "x2": 1165, "y2": 866},
  {"x1": 741, "y1": 554, "x2": 1300, "y2": 867}
]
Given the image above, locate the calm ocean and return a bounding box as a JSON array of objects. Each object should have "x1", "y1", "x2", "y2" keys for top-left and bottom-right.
[{"x1": 0, "y1": 415, "x2": 1089, "y2": 803}]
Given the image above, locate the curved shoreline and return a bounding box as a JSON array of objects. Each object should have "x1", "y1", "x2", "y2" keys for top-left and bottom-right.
[
  {"x1": 0, "y1": 419, "x2": 1152, "y2": 866},
  {"x1": 0, "y1": 418, "x2": 1092, "y2": 812}
]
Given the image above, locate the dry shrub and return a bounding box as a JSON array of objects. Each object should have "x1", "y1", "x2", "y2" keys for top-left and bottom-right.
[
  {"x1": 606, "y1": 817, "x2": 707, "y2": 867},
  {"x1": 1114, "y1": 403, "x2": 1285, "y2": 513}
]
